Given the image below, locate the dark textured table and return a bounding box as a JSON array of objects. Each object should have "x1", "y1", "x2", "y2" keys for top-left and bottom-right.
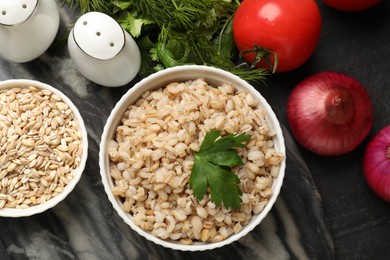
[{"x1": 1, "y1": 1, "x2": 389, "y2": 259}]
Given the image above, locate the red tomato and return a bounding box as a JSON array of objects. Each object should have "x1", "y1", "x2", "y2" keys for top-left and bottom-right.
[
  {"x1": 323, "y1": 0, "x2": 382, "y2": 12},
  {"x1": 232, "y1": 0, "x2": 321, "y2": 72}
]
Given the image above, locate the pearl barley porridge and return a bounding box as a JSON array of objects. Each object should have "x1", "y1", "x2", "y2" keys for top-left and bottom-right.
[
  {"x1": 108, "y1": 78, "x2": 284, "y2": 244},
  {"x1": 0, "y1": 86, "x2": 83, "y2": 209}
]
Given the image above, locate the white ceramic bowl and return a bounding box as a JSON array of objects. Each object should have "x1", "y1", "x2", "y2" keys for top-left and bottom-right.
[
  {"x1": 0, "y1": 79, "x2": 88, "y2": 217},
  {"x1": 99, "y1": 65, "x2": 286, "y2": 251}
]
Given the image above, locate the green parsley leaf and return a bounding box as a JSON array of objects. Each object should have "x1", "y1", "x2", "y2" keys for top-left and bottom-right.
[
  {"x1": 112, "y1": 1, "x2": 132, "y2": 10},
  {"x1": 118, "y1": 12, "x2": 154, "y2": 38},
  {"x1": 189, "y1": 130, "x2": 251, "y2": 209}
]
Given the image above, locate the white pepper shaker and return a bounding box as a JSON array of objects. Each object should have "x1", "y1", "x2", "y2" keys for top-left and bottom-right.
[
  {"x1": 67, "y1": 12, "x2": 141, "y2": 87},
  {"x1": 0, "y1": 0, "x2": 60, "y2": 63}
]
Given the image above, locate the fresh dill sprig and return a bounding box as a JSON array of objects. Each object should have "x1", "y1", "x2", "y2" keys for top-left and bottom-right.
[{"x1": 61, "y1": 0, "x2": 113, "y2": 14}]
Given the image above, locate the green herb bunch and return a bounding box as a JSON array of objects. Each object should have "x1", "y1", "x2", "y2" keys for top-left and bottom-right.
[{"x1": 63, "y1": 0, "x2": 268, "y2": 81}]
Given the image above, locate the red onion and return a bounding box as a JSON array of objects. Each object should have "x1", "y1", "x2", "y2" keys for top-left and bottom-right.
[
  {"x1": 363, "y1": 125, "x2": 390, "y2": 202},
  {"x1": 286, "y1": 71, "x2": 374, "y2": 156}
]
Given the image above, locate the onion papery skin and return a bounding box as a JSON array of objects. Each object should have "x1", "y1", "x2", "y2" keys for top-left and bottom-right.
[
  {"x1": 363, "y1": 125, "x2": 390, "y2": 202},
  {"x1": 287, "y1": 71, "x2": 374, "y2": 156}
]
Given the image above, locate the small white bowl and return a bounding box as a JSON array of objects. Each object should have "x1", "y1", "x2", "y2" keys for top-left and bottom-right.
[
  {"x1": 0, "y1": 79, "x2": 88, "y2": 217},
  {"x1": 99, "y1": 65, "x2": 286, "y2": 251}
]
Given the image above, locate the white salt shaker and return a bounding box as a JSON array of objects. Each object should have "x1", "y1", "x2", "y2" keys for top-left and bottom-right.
[
  {"x1": 0, "y1": 0, "x2": 60, "y2": 63},
  {"x1": 67, "y1": 12, "x2": 141, "y2": 87}
]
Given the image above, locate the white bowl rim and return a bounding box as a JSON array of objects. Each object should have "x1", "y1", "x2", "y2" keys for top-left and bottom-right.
[
  {"x1": 0, "y1": 79, "x2": 89, "y2": 217},
  {"x1": 99, "y1": 65, "x2": 286, "y2": 251}
]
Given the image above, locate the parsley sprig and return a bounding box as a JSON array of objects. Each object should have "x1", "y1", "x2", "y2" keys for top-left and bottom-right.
[{"x1": 189, "y1": 130, "x2": 251, "y2": 210}]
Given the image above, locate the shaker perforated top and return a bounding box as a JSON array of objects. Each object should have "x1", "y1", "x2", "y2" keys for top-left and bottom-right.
[
  {"x1": 0, "y1": 0, "x2": 38, "y2": 26},
  {"x1": 72, "y1": 12, "x2": 126, "y2": 61}
]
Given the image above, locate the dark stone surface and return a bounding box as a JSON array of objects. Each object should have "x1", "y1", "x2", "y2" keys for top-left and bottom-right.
[{"x1": 0, "y1": 1, "x2": 389, "y2": 259}]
